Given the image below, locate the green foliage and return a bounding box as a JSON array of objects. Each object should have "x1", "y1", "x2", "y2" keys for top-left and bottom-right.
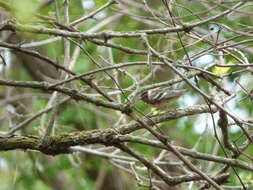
[
  {"x1": 0, "y1": 0, "x2": 252, "y2": 189},
  {"x1": 58, "y1": 105, "x2": 96, "y2": 129},
  {"x1": 12, "y1": 0, "x2": 37, "y2": 23}
]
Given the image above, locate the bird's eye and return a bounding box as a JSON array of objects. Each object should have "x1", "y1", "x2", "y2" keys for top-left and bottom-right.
[{"x1": 209, "y1": 24, "x2": 219, "y2": 32}]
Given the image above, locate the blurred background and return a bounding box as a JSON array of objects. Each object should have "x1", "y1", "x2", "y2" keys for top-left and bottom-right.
[{"x1": 0, "y1": 0, "x2": 253, "y2": 189}]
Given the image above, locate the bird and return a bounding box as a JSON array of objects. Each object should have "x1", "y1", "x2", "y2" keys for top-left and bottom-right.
[
  {"x1": 140, "y1": 88, "x2": 187, "y2": 107},
  {"x1": 208, "y1": 24, "x2": 221, "y2": 43}
]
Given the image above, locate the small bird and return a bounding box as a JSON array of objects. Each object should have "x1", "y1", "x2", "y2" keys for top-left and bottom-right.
[
  {"x1": 140, "y1": 88, "x2": 187, "y2": 107},
  {"x1": 208, "y1": 24, "x2": 221, "y2": 43}
]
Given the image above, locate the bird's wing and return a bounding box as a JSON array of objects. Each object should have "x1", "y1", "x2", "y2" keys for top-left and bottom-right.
[{"x1": 149, "y1": 89, "x2": 186, "y2": 102}]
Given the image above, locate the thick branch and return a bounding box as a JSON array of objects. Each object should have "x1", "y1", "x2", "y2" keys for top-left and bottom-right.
[
  {"x1": 0, "y1": 104, "x2": 217, "y2": 154},
  {"x1": 0, "y1": 2, "x2": 244, "y2": 40}
]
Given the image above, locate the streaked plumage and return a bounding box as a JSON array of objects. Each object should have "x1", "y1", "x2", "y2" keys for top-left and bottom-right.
[{"x1": 141, "y1": 89, "x2": 186, "y2": 107}]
